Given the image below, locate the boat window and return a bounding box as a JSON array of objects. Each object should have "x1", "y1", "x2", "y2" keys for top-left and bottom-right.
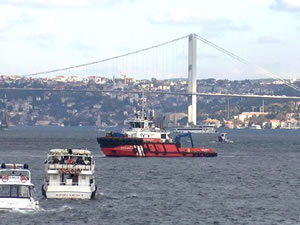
[
  {"x1": 129, "y1": 122, "x2": 134, "y2": 128},
  {"x1": 10, "y1": 185, "x2": 18, "y2": 197},
  {"x1": 161, "y1": 134, "x2": 166, "y2": 139},
  {"x1": 19, "y1": 186, "x2": 31, "y2": 198},
  {"x1": 0, "y1": 185, "x2": 10, "y2": 197},
  {"x1": 0, "y1": 185, "x2": 31, "y2": 198}
]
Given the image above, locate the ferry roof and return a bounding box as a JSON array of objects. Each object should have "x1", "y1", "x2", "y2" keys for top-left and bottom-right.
[{"x1": 48, "y1": 149, "x2": 92, "y2": 156}]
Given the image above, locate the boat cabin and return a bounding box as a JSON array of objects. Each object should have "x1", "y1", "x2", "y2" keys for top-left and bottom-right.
[
  {"x1": 126, "y1": 117, "x2": 172, "y2": 142},
  {"x1": 43, "y1": 149, "x2": 97, "y2": 199},
  {"x1": 0, "y1": 163, "x2": 39, "y2": 210},
  {"x1": 45, "y1": 149, "x2": 95, "y2": 187}
]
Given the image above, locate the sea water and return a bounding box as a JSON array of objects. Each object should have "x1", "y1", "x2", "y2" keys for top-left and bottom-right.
[{"x1": 0, "y1": 127, "x2": 299, "y2": 225}]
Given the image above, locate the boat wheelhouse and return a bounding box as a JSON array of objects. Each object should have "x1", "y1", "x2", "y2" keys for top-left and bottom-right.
[
  {"x1": 123, "y1": 110, "x2": 172, "y2": 143},
  {"x1": 42, "y1": 149, "x2": 97, "y2": 199},
  {"x1": 0, "y1": 163, "x2": 39, "y2": 210}
]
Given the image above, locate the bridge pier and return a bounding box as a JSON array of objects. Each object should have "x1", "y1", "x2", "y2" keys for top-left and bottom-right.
[{"x1": 188, "y1": 33, "x2": 197, "y2": 125}]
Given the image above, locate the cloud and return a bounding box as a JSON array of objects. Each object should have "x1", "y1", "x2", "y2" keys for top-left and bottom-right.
[
  {"x1": 70, "y1": 41, "x2": 98, "y2": 54},
  {"x1": 0, "y1": 8, "x2": 21, "y2": 32},
  {"x1": 199, "y1": 18, "x2": 251, "y2": 35},
  {"x1": 0, "y1": 0, "x2": 123, "y2": 8},
  {"x1": 271, "y1": 0, "x2": 300, "y2": 12},
  {"x1": 24, "y1": 33, "x2": 55, "y2": 48},
  {"x1": 256, "y1": 36, "x2": 281, "y2": 44},
  {"x1": 149, "y1": 8, "x2": 251, "y2": 36},
  {"x1": 0, "y1": 32, "x2": 55, "y2": 48}
]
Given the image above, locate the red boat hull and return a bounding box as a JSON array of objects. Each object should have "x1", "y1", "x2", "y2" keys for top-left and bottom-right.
[{"x1": 97, "y1": 137, "x2": 217, "y2": 157}]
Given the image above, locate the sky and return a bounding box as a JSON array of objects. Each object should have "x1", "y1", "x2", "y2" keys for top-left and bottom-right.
[{"x1": 0, "y1": 0, "x2": 300, "y2": 80}]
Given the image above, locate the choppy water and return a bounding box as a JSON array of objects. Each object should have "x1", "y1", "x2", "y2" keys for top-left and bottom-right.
[{"x1": 0, "y1": 127, "x2": 299, "y2": 225}]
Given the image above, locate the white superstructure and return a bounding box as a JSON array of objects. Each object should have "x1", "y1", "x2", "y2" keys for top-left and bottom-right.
[
  {"x1": 123, "y1": 110, "x2": 172, "y2": 143},
  {"x1": 0, "y1": 163, "x2": 39, "y2": 210},
  {"x1": 42, "y1": 149, "x2": 97, "y2": 199}
]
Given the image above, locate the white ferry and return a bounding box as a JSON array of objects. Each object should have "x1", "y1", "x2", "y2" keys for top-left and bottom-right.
[
  {"x1": 173, "y1": 124, "x2": 218, "y2": 134},
  {"x1": 0, "y1": 163, "x2": 39, "y2": 210},
  {"x1": 42, "y1": 149, "x2": 97, "y2": 199}
]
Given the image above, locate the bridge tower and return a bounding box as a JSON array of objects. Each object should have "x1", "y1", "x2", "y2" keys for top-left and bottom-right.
[{"x1": 188, "y1": 33, "x2": 197, "y2": 125}]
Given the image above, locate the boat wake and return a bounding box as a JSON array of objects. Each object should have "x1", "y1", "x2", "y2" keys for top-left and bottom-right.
[
  {"x1": 0, "y1": 208, "x2": 39, "y2": 214},
  {"x1": 125, "y1": 193, "x2": 138, "y2": 199},
  {"x1": 39, "y1": 204, "x2": 73, "y2": 212},
  {"x1": 95, "y1": 192, "x2": 120, "y2": 200}
]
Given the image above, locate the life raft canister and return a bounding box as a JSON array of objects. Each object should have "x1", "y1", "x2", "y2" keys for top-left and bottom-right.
[
  {"x1": 2, "y1": 175, "x2": 8, "y2": 182},
  {"x1": 20, "y1": 176, "x2": 28, "y2": 183}
]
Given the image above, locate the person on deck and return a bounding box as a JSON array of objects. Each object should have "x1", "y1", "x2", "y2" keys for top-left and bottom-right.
[{"x1": 68, "y1": 157, "x2": 73, "y2": 164}]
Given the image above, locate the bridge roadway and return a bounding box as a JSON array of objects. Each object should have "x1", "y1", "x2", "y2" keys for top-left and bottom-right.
[{"x1": 1, "y1": 87, "x2": 300, "y2": 100}]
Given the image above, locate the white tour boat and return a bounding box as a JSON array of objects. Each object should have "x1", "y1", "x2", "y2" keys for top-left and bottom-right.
[
  {"x1": 173, "y1": 124, "x2": 218, "y2": 134},
  {"x1": 0, "y1": 163, "x2": 39, "y2": 210},
  {"x1": 42, "y1": 149, "x2": 97, "y2": 199}
]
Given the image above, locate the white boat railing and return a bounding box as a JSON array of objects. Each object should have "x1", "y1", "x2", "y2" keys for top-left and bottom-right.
[
  {"x1": 45, "y1": 181, "x2": 93, "y2": 186},
  {"x1": 47, "y1": 164, "x2": 94, "y2": 171}
]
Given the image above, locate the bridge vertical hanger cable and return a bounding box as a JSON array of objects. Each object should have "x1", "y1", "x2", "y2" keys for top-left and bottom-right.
[{"x1": 20, "y1": 35, "x2": 189, "y2": 78}]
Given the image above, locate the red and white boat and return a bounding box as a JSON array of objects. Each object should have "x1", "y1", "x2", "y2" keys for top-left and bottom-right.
[{"x1": 97, "y1": 108, "x2": 217, "y2": 158}]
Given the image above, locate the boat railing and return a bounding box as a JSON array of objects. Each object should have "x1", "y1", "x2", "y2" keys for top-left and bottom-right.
[
  {"x1": 46, "y1": 181, "x2": 93, "y2": 186},
  {"x1": 46, "y1": 164, "x2": 94, "y2": 171}
]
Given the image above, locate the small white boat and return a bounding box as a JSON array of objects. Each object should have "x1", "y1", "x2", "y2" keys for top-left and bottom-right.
[
  {"x1": 0, "y1": 163, "x2": 39, "y2": 210},
  {"x1": 218, "y1": 133, "x2": 234, "y2": 144},
  {"x1": 42, "y1": 149, "x2": 97, "y2": 199},
  {"x1": 249, "y1": 124, "x2": 262, "y2": 129}
]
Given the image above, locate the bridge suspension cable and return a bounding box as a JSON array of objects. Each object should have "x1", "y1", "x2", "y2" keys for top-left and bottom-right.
[
  {"x1": 195, "y1": 34, "x2": 300, "y2": 93},
  {"x1": 21, "y1": 35, "x2": 189, "y2": 77},
  {"x1": 17, "y1": 33, "x2": 300, "y2": 94}
]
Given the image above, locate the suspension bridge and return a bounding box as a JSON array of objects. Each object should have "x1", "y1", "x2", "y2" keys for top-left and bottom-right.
[{"x1": 1, "y1": 33, "x2": 300, "y2": 125}]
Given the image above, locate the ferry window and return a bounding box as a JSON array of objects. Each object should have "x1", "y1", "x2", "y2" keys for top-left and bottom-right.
[
  {"x1": 141, "y1": 122, "x2": 144, "y2": 128},
  {"x1": 130, "y1": 122, "x2": 134, "y2": 127},
  {"x1": 161, "y1": 134, "x2": 166, "y2": 139}
]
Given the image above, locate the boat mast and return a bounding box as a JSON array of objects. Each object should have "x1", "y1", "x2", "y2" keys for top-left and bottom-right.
[
  {"x1": 96, "y1": 110, "x2": 101, "y2": 128},
  {"x1": 142, "y1": 90, "x2": 145, "y2": 118},
  {"x1": 1, "y1": 94, "x2": 8, "y2": 129}
]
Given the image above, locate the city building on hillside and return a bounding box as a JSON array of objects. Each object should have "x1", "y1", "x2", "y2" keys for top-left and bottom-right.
[
  {"x1": 270, "y1": 120, "x2": 281, "y2": 129},
  {"x1": 84, "y1": 76, "x2": 108, "y2": 84},
  {"x1": 235, "y1": 112, "x2": 269, "y2": 122},
  {"x1": 68, "y1": 75, "x2": 80, "y2": 82},
  {"x1": 224, "y1": 120, "x2": 234, "y2": 129},
  {"x1": 280, "y1": 119, "x2": 299, "y2": 129},
  {"x1": 54, "y1": 76, "x2": 67, "y2": 82},
  {"x1": 203, "y1": 119, "x2": 222, "y2": 128}
]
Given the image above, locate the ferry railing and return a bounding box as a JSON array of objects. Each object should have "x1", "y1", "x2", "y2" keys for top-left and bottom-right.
[
  {"x1": 46, "y1": 164, "x2": 95, "y2": 171},
  {"x1": 45, "y1": 181, "x2": 93, "y2": 187}
]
